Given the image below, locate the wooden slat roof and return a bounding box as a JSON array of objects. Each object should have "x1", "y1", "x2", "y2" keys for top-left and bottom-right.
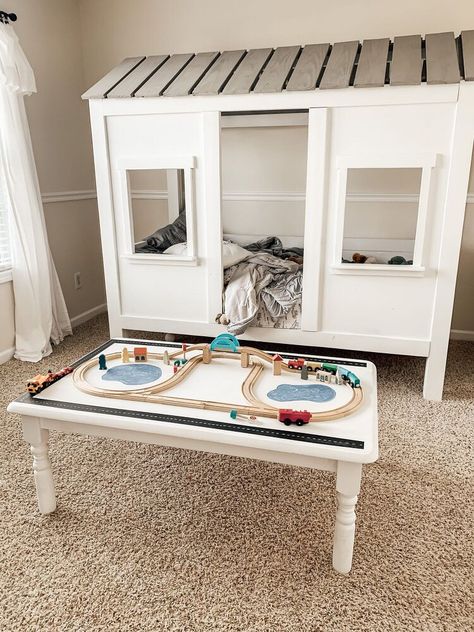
[{"x1": 82, "y1": 30, "x2": 473, "y2": 100}]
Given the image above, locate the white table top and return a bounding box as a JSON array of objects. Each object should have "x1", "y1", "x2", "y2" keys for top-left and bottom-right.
[{"x1": 8, "y1": 338, "x2": 378, "y2": 464}]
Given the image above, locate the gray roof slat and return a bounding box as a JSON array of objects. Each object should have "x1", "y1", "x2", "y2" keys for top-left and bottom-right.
[
  {"x1": 134, "y1": 53, "x2": 194, "y2": 97},
  {"x1": 193, "y1": 50, "x2": 246, "y2": 95},
  {"x1": 390, "y1": 35, "x2": 422, "y2": 85},
  {"x1": 461, "y1": 30, "x2": 474, "y2": 80},
  {"x1": 319, "y1": 41, "x2": 359, "y2": 89},
  {"x1": 82, "y1": 30, "x2": 466, "y2": 99},
  {"x1": 107, "y1": 55, "x2": 169, "y2": 97},
  {"x1": 82, "y1": 57, "x2": 146, "y2": 99},
  {"x1": 425, "y1": 32, "x2": 460, "y2": 84},
  {"x1": 164, "y1": 51, "x2": 220, "y2": 96},
  {"x1": 286, "y1": 43, "x2": 330, "y2": 91},
  {"x1": 253, "y1": 45, "x2": 301, "y2": 93},
  {"x1": 222, "y1": 48, "x2": 273, "y2": 95},
  {"x1": 354, "y1": 38, "x2": 390, "y2": 88}
]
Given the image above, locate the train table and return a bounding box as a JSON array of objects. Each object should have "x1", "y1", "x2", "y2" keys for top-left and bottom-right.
[{"x1": 8, "y1": 335, "x2": 378, "y2": 573}]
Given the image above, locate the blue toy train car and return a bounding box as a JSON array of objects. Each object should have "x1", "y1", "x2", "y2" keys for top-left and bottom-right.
[{"x1": 338, "y1": 368, "x2": 361, "y2": 388}]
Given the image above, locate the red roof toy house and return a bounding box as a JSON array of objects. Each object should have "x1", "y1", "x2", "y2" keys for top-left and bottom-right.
[{"x1": 134, "y1": 347, "x2": 148, "y2": 362}]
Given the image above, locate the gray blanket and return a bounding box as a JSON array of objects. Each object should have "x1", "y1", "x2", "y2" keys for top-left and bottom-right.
[
  {"x1": 136, "y1": 211, "x2": 187, "y2": 253},
  {"x1": 223, "y1": 252, "x2": 303, "y2": 335},
  {"x1": 243, "y1": 235, "x2": 304, "y2": 260}
]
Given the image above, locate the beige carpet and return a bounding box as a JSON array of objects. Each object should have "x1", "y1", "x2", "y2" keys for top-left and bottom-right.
[{"x1": 0, "y1": 314, "x2": 473, "y2": 632}]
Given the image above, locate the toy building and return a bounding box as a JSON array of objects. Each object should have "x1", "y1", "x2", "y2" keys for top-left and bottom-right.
[{"x1": 133, "y1": 347, "x2": 148, "y2": 362}]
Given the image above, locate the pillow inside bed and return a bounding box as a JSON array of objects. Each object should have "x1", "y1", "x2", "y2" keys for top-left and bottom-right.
[{"x1": 163, "y1": 240, "x2": 251, "y2": 267}]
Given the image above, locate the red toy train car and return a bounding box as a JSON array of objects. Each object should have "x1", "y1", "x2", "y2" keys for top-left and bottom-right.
[
  {"x1": 278, "y1": 409, "x2": 312, "y2": 426},
  {"x1": 27, "y1": 367, "x2": 73, "y2": 395},
  {"x1": 287, "y1": 358, "x2": 305, "y2": 370}
]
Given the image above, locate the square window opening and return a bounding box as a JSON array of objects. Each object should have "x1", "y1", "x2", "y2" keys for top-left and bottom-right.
[
  {"x1": 341, "y1": 167, "x2": 422, "y2": 266},
  {"x1": 128, "y1": 168, "x2": 188, "y2": 256}
]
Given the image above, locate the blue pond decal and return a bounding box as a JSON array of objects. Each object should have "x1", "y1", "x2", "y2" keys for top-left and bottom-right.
[
  {"x1": 102, "y1": 364, "x2": 162, "y2": 386},
  {"x1": 267, "y1": 383, "x2": 336, "y2": 403}
]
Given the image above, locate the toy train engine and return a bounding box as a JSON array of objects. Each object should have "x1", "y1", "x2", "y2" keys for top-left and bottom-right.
[
  {"x1": 278, "y1": 409, "x2": 312, "y2": 426},
  {"x1": 338, "y1": 368, "x2": 361, "y2": 388},
  {"x1": 287, "y1": 358, "x2": 305, "y2": 370},
  {"x1": 27, "y1": 367, "x2": 73, "y2": 395}
]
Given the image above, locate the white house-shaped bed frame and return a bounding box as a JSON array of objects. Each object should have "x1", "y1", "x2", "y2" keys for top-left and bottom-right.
[{"x1": 83, "y1": 31, "x2": 474, "y2": 401}]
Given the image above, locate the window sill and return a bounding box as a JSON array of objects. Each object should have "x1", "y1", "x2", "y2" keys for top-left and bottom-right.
[
  {"x1": 330, "y1": 263, "x2": 426, "y2": 277},
  {"x1": 0, "y1": 268, "x2": 12, "y2": 284},
  {"x1": 121, "y1": 254, "x2": 198, "y2": 267}
]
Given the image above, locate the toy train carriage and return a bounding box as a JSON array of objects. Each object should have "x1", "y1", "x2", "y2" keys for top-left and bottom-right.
[
  {"x1": 287, "y1": 358, "x2": 338, "y2": 374},
  {"x1": 338, "y1": 368, "x2": 361, "y2": 388},
  {"x1": 287, "y1": 358, "x2": 322, "y2": 371},
  {"x1": 173, "y1": 358, "x2": 188, "y2": 367},
  {"x1": 278, "y1": 409, "x2": 312, "y2": 426},
  {"x1": 27, "y1": 367, "x2": 73, "y2": 395}
]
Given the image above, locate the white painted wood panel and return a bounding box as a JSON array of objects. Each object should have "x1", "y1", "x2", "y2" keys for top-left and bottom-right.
[
  {"x1": 106, "y1": 112, "x2": 218, "y2": 323},
  {"x1": 320, "y1": 103, "x2": 455, "y2": 340}
]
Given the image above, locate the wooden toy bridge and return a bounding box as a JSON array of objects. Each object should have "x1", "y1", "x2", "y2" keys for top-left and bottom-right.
[
  {"x1": 83, "y1": 31, "x2": 474, "y2": 100},
  {"x1": 73, "y1": 343, "x2": 363, "y2": 423}
]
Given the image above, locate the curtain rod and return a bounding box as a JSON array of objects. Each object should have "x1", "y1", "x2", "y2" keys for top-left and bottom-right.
[{"x1": 0, "y1": 11, "x2": 17, "y2": 24}]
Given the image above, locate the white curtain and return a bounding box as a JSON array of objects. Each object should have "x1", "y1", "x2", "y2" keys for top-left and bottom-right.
[{"x1": 0, "y1": 23, "x2": 71, "y2": 362}]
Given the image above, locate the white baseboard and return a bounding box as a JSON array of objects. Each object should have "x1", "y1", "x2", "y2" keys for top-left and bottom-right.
[
  {"x1": 0, "y1": 346, "x2": 14, "y2": 365},
  {"x1": 450, "y1": 329, "x2": 474, "y2": 341},
  {"x1": 71, "y1": 303, "x2": 107, "y2": 328}
]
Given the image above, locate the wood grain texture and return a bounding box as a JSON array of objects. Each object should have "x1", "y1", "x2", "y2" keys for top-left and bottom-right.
[
  {"x1": 106, "y1": 56, "x2": 169, "y2": 98},
  {"x1": 253, "y1": 46, "x2": 301, "y2": 93},
  {"x1": 354, "y1": 38, "x2": 390, "y2": 88},
  {"x1": 222, "y1": 48, "x2": 272, "y2": 94},
  {"x1": 319, "y1": 41, "x2": 359, "y2": 89},
  {"x1": 286, "y1": 43, "x2": 330, "y2": 91},
  {"x1": 193, "y1": 50, "x2": 246, "y2": 95},
  {"x1": 425, "y1": 32, "x2": 460, "y2": 85},
  {"x1": 164, "y1": 52, "x2": 220, "y2": 96},
  {"x1": 461, "y1": 30, "x2": 474, "y2": 80},
  {"x1": 82, "y1": 57, "x2": 146, "y2": 99},
  {"x1": 390, "y1": 35, "x2": 422, "y2": 85},
  {"x1": 134, "y1": 54, "x2": 194, "y2": 97}
]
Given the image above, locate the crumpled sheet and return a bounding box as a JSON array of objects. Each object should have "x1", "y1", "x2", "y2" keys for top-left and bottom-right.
[
  {"x1": 243, "y1": 235, "x2": 304, "y2": 261},
  {"x1": 223, "y1": 251, "x2": 303, "y2": 335}
]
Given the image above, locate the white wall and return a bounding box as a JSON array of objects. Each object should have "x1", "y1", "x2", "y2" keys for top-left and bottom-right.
[
  {"x1": 0, "y1": 0, "x2": 106, "y2": 361},
  {"x1": 78, "y1": 0, "x2": 474, "y2": 77},
  {"x1": 0, "y1": 282, "x2": 15, "y2": 362}
]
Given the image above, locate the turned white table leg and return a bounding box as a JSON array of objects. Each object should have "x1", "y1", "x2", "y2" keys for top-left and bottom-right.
[
  {"x1": 22, "y1": 417, "x2": 56, "y2": 514},
  {"x1": 333, "y1": 460, "x2": 362, "y2": 574}
]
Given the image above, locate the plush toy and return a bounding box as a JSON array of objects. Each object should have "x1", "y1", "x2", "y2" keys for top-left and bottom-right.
[
  {"x1": 388, "y1": 256, "x2": 413, "y2": 265},
  {"x1": 351, "y1": 252, "x2": 376, "y2": 264},
  {"x1": 215, "y1": 313, "x2": 230, "y2": 325}
]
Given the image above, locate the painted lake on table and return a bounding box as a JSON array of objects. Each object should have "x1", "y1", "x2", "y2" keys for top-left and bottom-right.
[
  {"x1": 267, "y1": 383, "x2": 336, "y2": 403},
  {"x1": 102, "y1": 364, "x2": 162, "y2": 385}
]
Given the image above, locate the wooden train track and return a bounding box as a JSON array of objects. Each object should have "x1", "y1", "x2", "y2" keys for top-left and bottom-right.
[{"x1": 73, "y1": 344, "x2": 364, "y2": 422}]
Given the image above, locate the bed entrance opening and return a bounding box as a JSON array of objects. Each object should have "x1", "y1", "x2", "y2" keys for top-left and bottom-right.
[{"x1": 219, "y1": 111, "x2": 309, "y2": 334}]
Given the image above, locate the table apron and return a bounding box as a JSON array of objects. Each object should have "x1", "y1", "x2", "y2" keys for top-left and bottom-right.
[{"x1": 41, "y1": 417, "x2": 338, "y2": 472}]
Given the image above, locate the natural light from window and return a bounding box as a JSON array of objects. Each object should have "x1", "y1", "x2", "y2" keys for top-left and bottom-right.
[{"x1": 0, "y1": 180, "x2": 12, "y2": 272}]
